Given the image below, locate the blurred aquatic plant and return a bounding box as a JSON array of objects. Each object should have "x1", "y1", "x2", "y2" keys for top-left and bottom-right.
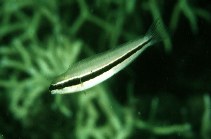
[
  {"x1": 201, "y1": 94, "x2": 211, "y2": 139},
  {"x1": 170, "y1": 0, "x2": 211, "y2": 34},
  {"x1": 0, "y1": 36, "x2": 82, "y2": 122},
  {"x1": 0, "y1": 0, "x2": 83, "y2": 124},
  {"x1": 75, "y1": 86, "x2": 193, "y2": 139}
]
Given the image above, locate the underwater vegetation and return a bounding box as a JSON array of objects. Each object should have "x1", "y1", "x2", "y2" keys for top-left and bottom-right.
[{"x1": 0, "y1": 0, "x2": 210, "y2": 138}]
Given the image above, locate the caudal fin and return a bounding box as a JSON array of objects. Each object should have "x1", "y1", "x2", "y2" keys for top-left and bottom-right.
[{"x1": 145, "y1": 19, "x2": 163, "y2": 46}]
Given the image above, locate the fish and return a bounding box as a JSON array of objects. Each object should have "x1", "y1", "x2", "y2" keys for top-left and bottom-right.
[{"x1": 49, "y1": 20, "x2": 162, "y2": 94}]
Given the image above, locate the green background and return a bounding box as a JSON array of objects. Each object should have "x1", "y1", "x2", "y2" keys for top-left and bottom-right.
[{"x1": 0, "y1": 0, "x2": 210, "y2": 138}]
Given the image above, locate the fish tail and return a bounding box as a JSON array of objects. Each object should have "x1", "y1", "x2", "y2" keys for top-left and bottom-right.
[{"x1": 145, "y1": 19, "x2": 163, "y2": 46}]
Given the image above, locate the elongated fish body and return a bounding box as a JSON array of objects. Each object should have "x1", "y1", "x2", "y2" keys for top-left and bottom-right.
[{"x1": 49, "y1": 20, "x2": 162, "y2": 94}]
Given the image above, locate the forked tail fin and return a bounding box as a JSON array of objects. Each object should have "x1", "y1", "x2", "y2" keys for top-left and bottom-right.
[{"x1": 145, "y1": 19, "x2": 163, "y2": 46}]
